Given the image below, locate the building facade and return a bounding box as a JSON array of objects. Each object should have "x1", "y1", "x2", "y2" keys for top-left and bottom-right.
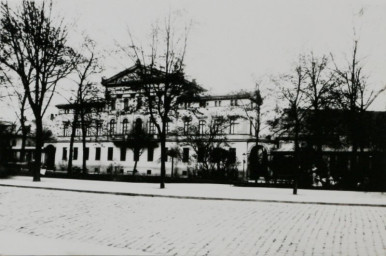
[{"x1": 44, "y1": 64, "x2": 275, "y2": 178}]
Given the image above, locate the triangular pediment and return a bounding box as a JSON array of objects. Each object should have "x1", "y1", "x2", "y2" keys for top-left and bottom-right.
[{"x1": 102, "y1": 64, "x2": 142, "y2": 86}]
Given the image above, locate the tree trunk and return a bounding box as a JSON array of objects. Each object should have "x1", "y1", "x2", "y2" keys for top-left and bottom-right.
[
  {"x1": 67, "y1": 111, "x2": 78, "y2": 175},
  {"x1": 20, "y1": 122, "x2": 27, "y2": 163},
  {"x1": 293, "y1": 116, "x2": 300, "y2": 195},
  {"x1": 20, "y1": 95, "x2": 27, "y2": 163},
  {"x1": 133, "y1": 159, "x2": 138, "y2": 176},
  {"x1": 33, "y1": 117, "x2": 43, "y2": 182},
  {"x1": 80, "y1": 109, "x2": 87, "y2": 174},
  {"x1": 160, "y1": 132, "x2": 166, "y2": 189},
  {"x1": 255, "y1": 104, "x2": 261, "y2": 184},
  {"x1": 171, "y1": 157, "x2": 174, "y2": 178}
]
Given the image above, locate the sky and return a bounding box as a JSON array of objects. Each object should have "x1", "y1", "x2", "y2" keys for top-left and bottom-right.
[{"x1": 2, "y1": 0, "x2": 386, "y2": 122}]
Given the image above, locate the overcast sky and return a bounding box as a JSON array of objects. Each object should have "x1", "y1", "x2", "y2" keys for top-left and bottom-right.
[
  {"x1": 2, "y1": 0, "x2": 386, "y2": 122},
  {"x1": 51, "y1": 0, "x2": 386, "y2": 108}
]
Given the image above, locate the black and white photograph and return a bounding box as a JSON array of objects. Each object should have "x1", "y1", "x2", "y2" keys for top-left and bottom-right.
[{"x1": 0, "y1": 0, "x2": 385, "y2": 255}]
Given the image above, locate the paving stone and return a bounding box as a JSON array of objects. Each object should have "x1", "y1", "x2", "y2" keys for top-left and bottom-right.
[{"x1": 0, "y1": 186, "x2": 385, "y2": 255}]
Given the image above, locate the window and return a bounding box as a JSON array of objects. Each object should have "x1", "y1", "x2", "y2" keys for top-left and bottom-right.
[
  {"x1": 218, "y1": 100, "x2": 222, "y2": 106},
  {"x1": 183, "y1": 148, "x2": 189, "y2": 163},
  {"x1": 148, "y1": 121, "x2": 156, "y2": 134},
  {"x1": 111, "y1": 99, "x2": 116, "y2": 110},
  {"x1": 96, "y1": 121, "x2": 103, "y2": 136},
  {"x1": 85, "y1": 147, "x2": 89, "y2": 160},
  {"x1": 108, "y1": 147, "x2": 113, "y2": 161},
  {"x1": 73, "y1": 147, "x2": 78, "y2": 160},
  {"x1": 229, "y1": 148, "x2": 236, "y2": 164},
  {"x1": 135, "y1": 118, "x2": 142, "y2": 131},
  {"x1": 184, "y1": 102, "x2": 191, "y2": 109},
  {"x1": 183, "y1": 121, "x2": 190, "y2": 134},
  {"x1": 122, "y1": 119, "x2": 129, "y2": 134},
  {"x1": 63, "y1": 122, "x2": 69, "y2": 136},
  {"x1": 197, "y1": 147, "x2": 204, "y2": 162},
  {"x1": 95, "y1": 147, "x2": 101, "y2": 161},
  {"x1": 11, "y1": 139, "x2": 16, "y2": 147},
  {"x1": 147, "y1": 147, "x2": 154, "y2": 162},
  {"x1": 123, "y1": 98, "x2": 129, "y2": 109},
  {"x1": 62, "y1": 147, "x2": 67, "y2": 160},
  {"x1": 199, "y1": 120, "x2": 206, "y2": 134},
  {"x1": 134, "y1": 148, "x2": 140, "y2": 161},
  {"x1": 86, "y1": 125, "x2": 91, "y2": 136},
  {"x1": 229, "y1": 120, "x2": 236, "y2": 134},
  {"x1": 136, "y1": 97, "x2": 142, "y2": 109},
  {"x1": 109, "y1": 119, "x2": 116, "y2": 135},
  {"x1": 75, "y1": 126, "x2": 81, "y2": 136},
  {"x1": 199, "y1": 101, "x2": 206, "y2": 107},
  {"x1": 214, "y1": 119, "x2": 223, "y2": 134},
  {"x1": 120, "y1": 147, "x2": 126, "y2": 161},
  {"x1": 234, "y1": 99, "x2": 238, "y2": 106}
]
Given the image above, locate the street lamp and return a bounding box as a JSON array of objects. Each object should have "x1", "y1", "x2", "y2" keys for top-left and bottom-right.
[{"x1": 242, "y1": 153, "x2": 246, "y2": 181}]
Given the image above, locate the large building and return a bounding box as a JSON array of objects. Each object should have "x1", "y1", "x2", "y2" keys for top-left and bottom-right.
[{"x1": 43, "y1": 63, "x2": 274, "y2": 178}]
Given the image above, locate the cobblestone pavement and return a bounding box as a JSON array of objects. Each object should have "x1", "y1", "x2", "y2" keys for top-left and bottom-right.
[{"x1": 0, "y1": 186, "x2": 385, "y2": 256}]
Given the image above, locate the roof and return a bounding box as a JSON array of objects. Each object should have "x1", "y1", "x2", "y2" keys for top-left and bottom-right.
[
  {"x1": 56, "y1": 101, "x2": 106, "y2": 109},
  {"x1": 101, "y1": 62, "x2": 201, "y2": 90},
  {"x1": 199, "y1": 93, "x2": 251, "y2": 101}
]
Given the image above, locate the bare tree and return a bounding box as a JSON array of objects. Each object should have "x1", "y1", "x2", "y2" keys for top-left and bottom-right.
[
  {"x1": 167, "y1": 146, "x2": 182, "y2": 178},
  {"x1": 183, "y1": 116, "x2": 229, "y2": 174},
  {"x1": 123, "y1": 15, "x2": 204, "y2": 188},
  {"x1": 301, "y1": 53, "x2": 335, "y2": 155},
  {"x1": 236, "y1": 85, "x2": 270, "y2": 182},
  {"x1": 116, "y1": 125, "x2": 157, "y2": 175},
  {"x1": 332, "y1": 40, "x2": 385, "y2": 151},
  {"x1": 271, "y1": 61, "x2": 307, "y2": 194},
  {"x1": 0, "y1": 1, "x2": 75, "y2": 181},
  {"x1": 72, "y1": 38, "x2": 103, "y2": 174},
  {"x1": 0, "y1": 74, "x2": 30, "y2": 163},
  {"x1": 331, "y1": 40, "x2": 385, "y2": 185}
]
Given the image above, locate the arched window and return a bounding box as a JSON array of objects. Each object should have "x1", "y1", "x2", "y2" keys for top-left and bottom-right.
[
  {"x1": 109, "y1": 119, "x2": 116, "y2": 135},
  {"x1": 135, "y1": 118, "x2": 142, "y2": 132},
  {"x1": 199, "y1": 120, "x2": 206, "y2": 134},
  {"x1": 122, "y1": 119, "x2": 129, "y2": 134},
  {"x1": 148, "y1": 120, "x2": 155, "y2": 134}
]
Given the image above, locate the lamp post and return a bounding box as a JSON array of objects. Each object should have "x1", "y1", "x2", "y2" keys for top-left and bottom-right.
[{"x1": 242, "y1": 153, "x2": 246, "y2": 182}]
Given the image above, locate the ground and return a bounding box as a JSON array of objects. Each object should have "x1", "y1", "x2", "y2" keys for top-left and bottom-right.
[{"x1": 0, "y1": 185, "x2": 385, "y2": 255}]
